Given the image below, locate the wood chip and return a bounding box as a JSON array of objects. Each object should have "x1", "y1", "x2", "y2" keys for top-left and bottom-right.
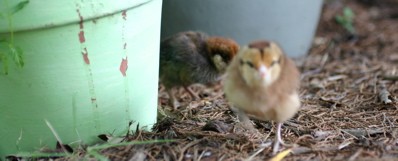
[{"x1": 379, "y1": 82, "x2": 393, "y2": 104}]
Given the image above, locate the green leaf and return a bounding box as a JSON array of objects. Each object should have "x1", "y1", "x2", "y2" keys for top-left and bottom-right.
[
  {"x1": 335, "y1": 7, "x2": 356, "y2": 34},
  {"x1": 0, "y1": 52, "x2": 9, "y2": 75},
  {"x1": 88, "y1": 139, "x2": 175, "y2": 150},
  {"x1": 14, "y1": 46, "x2": 24, "y2": 67},
  {"x1": 345, "y1": 24, "x2": 355, "y2": 34},
  {"x1": 8, "y1": 44, "x2": 24, "y2": 68},
  {"x1": 0, "y1": 13, "x2": 4, "y2": 19},
  {"x1": 335, "y1": 15, "x2": 344, "y2": 24},
  {"x1": 9, "y1": 152, "x2": 67, "y2": 158},
  {"x1": 343, "y1": 7, "x2": 354, "y2": 19},
  {"x1": 10, "y1": 0, "x2": 30, "y2": 15}
]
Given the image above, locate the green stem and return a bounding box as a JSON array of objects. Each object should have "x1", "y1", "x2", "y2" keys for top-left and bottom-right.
[{"x1": 4, "y1": 0, "x2": 15, "y2": 44}]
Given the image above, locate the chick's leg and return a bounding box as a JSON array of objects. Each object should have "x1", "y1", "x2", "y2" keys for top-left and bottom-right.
[
  {"x1": 183, "y1": 86, "x2": 200, "y2": 101},
  {"x1": 273, "y1": 122, "x2": 290, "y2": 154},
  {"x1": 236, "y1": 109, "x2": 252, "y2": 126},
  {"x1": 272, "y1": 93, "x2": 300, "y2": 154},
  {"x1": 273, "y1": 123, "x2": 282, "y2": 154},
  {"x1": 232, "y1": 108, "x2": 256, "y2": 133},
  {"x1": 277, "y1": 123, "x2": 290, "y2": 146},
  {"x1": 167, "y1": 89, "x2": 180, "y2": 109}
]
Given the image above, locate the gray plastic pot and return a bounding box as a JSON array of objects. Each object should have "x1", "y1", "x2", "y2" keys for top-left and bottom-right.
[{"x1": 161, "y1": 0, "x2": 323, "y2": 58}]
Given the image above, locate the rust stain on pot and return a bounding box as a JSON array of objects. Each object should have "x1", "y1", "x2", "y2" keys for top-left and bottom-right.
[
  {"x1": 77, "y1": 9, "x2": 86, "y2": 43},
  {"x1": 122, "y1": 10, "x2": 127, "y2": 20},
  {"x1": 77, "y1": 9, "x2": 84, "y2": 29},
  {"x1": 91, "y1": 98, "x2": 98, "y2": 106},
  {"x1": 120, "y1": 9, "x2": 131, "y2": 122},
  {"x1": 75, "y1": 5, "x2": 101, "y2": 130},
  {"x1": 76, "y1": 9, "x2": 90, "y2": 64},
  {"x1": 120, "y1": 57, "x2": 128, "y2": 76},
  {"x1": 82, "y1": 48, "x2": 90, "y2": 64},
  {"x1": 79, "y1": 31, "x2": 85, "y2": 43}
]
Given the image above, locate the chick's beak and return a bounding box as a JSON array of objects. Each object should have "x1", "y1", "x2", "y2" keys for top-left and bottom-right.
[{"x1": 258, "y1": 65, "x2": 268, "y2": 78}]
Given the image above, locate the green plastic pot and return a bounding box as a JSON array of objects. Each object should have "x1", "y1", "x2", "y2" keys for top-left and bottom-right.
[{"x1": 0, "y1": 0, "x2": 162, "y2": 158}]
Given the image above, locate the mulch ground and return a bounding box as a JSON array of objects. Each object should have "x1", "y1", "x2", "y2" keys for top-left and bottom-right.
[{"x1": 30, "y1": 0, "x2": 398, "y2": 161}]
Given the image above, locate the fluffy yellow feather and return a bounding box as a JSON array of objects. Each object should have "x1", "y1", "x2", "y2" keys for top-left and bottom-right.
[{"x1": 223, "y1": 40, "x2": 301, "y2": 154}]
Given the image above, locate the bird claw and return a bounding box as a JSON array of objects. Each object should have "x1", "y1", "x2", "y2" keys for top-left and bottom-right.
[
  {"x1": 279, "y1": 139, "x2": 294, "y2": 147},
  {"x1": 272, "y1": 123, "x2": 295, "y2": 155},
  {"x1": 234, "y1": 121, "x2": 258, "y2": 134},
  {"x1": 183, "y1": 86, "x2": 201, "y2": 101},
  {"x1": 272, "y1": 139, "x2": 295, "y2": 155},
  {"x1": 273, "y1": 140, "x2": 281, "y2": 155},
  {"x1": 169, "y1": 99, "x2": 181, "y2": 110}
]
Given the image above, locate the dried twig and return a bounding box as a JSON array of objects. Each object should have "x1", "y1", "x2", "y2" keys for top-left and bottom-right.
[
  {"x1": 314, "y1": 128, "x2": 385, "y2": 139},
  {"x1": 45, "y1": 119, "x2": 70, "y2": 154},
  {"x1": 382, "y1": 75, "x2": 398, "y2": 81},
  {"x1": 348, "y1": 148, "x2": 363, "y2": 161},
  {"x1": 245, "y1": 146, "x2": 266, "y2": 161},
  {"x1": 338, "y1": 140, "x2": 352, "y2": 150},
  {"x1": 378, "y1": 82, "x2": 393, "y2": 104},
  {"x1": 177, "y1": 139, "x2": 201, "y2": 161},
  {"x1": 327, "y1": 74, "x2": 347, "y2": 81}
]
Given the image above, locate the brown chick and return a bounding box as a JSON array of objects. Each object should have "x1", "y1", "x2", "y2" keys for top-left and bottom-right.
[
  {"x1": 160, "y1": 31, "x2": 239, "y2": 109},
  {"x1": 223, "y1": 40, "x2": 300, "y2": 154}
]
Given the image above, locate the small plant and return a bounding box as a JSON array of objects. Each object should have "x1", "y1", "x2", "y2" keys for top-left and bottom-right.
[
  {"x1": 335, "y1": 7, "x2": 356, "y2": 34},
  {"x1": 0, "y1": 0, "x2": 29, "y2": 75}
]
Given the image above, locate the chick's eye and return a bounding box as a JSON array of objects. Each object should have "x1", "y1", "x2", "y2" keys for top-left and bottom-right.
[
  {"x1": 246, "y1": 61, "x2": 254, "y2": 68},
  {"x1": 239, "y1": 59, "x2": 254, "y2": 68},
  {"x1": 218, "y1": 53, "x2": 228, "y2": 60},
  {"x1": 270, "y1": 61, "x2": 277, "y2": 66},
  {"x1": 270, "y1": 59, "x2": 280, "y2": 66}
]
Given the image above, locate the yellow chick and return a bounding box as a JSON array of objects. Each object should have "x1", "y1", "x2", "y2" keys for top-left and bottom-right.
[{"x1": 223, "y1": 40, "x2": 301, "y2": 154}]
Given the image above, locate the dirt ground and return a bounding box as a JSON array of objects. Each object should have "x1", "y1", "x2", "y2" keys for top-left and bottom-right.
[{"x1": 17, "y1": 0, "x2": 398, "y2": 161}]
